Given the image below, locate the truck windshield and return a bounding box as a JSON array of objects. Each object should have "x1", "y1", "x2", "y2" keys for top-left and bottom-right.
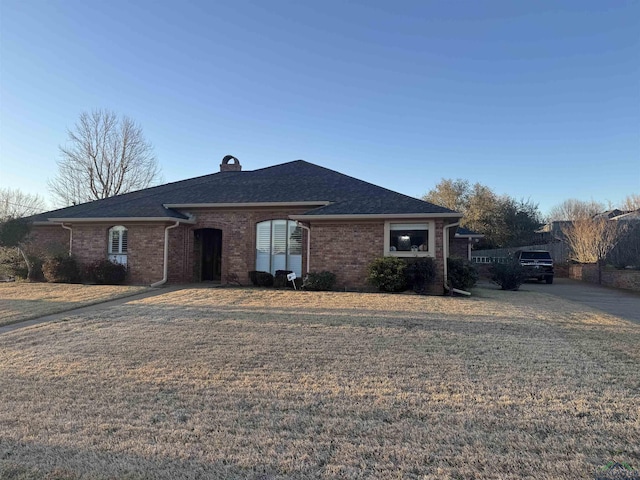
[{"x1": 521, "y1": 252, "x2": 551, "y2": 260}]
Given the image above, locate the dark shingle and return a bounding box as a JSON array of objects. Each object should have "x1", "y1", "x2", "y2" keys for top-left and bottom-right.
[{"x1": 33, "y1": 160, "x2": 459, "y2": 221}]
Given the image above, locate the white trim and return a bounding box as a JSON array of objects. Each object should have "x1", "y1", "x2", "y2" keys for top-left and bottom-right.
[
  {"x1": 44, "y1": 217, "x2": 196, "y2": 224},
  {"x1": 455, "y1": 233, "x2": 484, "y2": 239},
  {"x1": 383, "y1": 220, "x2": 435, "y2": 258},
  {"x1": 165, "y1": 201, "x2": 331, "y2": 209},
  {"x1": 289, "y1": 212, "x2": 462, "y2": 221}
]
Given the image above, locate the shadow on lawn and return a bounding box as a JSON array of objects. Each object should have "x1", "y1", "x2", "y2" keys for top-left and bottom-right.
[
  {"x1": 0, "y1": 299, "x2": 85, "y2": 327},
  {"x1": 0, "y1": 439, "x2": 282, "y2": 480}
]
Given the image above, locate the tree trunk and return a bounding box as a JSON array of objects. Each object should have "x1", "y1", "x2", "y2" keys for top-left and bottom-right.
[
  {"x1": 17, "y1": 247, "x2": 32, "y2": 280},
  {"x1": 597, "y1": 259, "x2": 602, "y2": 285}
]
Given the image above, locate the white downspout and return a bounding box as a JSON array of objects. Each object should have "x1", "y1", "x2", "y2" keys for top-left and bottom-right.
[
  {"x1": 443, "y1": 221, "x2": 471, "y2": 296},
  {"x1": 61, "y1": 223, "x2": 73, "y2": 255},
  {"x1": 295, "y1": 221, "x2": 311, "y2": 274},
  {"x1": 150, "y1": 221, "x2": 181, "y2": 287}
]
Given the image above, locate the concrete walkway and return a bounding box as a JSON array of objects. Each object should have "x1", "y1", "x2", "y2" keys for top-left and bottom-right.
[
  {"x1": 518, "y1": 277, "x2": 640, "y2": 324},
  {"x1": 0, "y1": 285, "x2": 185, "y2": 335}
]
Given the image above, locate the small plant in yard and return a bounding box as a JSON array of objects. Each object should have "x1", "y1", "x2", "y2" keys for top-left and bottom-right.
[
  {"x1": 595, "y1": 461, "x2": 639, "y2": 480},
  {"x1": 490, "y1": 260, "x2": 528, "y2": 290},
  {"x1": 447, "y1": 256, "x2": 479, "y2": 291},
  {"x1": 43, "y1": 253, "x2": 82, "y2": 283},
  {"x1": 404, "y1": 257, "x2": 436, "y2": 294},
  {"x1": 367, "y1": 256, "x2": 407, "y2": 292},
  {"x1": 303, "y1": 271, "x2": 337, "y2": 291},
  {"x1": 84, "y1": 259, "x2": 127, "y2": 285}
]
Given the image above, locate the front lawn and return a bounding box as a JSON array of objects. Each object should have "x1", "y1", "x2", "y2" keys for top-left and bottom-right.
[
  {"x1": 0, "y1": 282, "x2": 150, "y2": 326},
  {"x1": 0, "y1": 288, "x2": 638, "y2": 479}
]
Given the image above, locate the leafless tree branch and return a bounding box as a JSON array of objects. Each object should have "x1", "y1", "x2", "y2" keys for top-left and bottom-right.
[
  {"x1": 0, "y1": 188, "x2": 46, "y2": 221},
  {"x1": 48, "y1": 110, "x2": 162, "y2": 207}
]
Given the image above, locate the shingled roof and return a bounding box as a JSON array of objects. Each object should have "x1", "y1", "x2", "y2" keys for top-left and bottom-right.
[{"x1": 32, "y1": 160, "x2": 459, "y2": 222}]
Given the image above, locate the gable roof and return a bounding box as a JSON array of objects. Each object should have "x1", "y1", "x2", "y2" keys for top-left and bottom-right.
[{"x1": 31, "y1": 160, "x2": 459, "y2": 222}]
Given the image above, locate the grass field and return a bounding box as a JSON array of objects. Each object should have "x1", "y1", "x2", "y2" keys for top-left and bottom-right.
[
  {"x1": 0, "y1": 287, "x2": 638, "y2": 479},
  {"x1": 0, "y1": 282, "x2": 150, "y2": 326}
]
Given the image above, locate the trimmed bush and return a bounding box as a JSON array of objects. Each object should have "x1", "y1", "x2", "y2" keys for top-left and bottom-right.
[
  {"x1": 43, "y1": 254, "x2": 81, "y2": 283},
  {"x1": 490, "y1": 261, "x2": 528, "y2": 291},
  {"x1": 303, "y1": 271, "x2": 337, "y2": 291},
  {"x1": 255, "y1": 271, "x2": 274, "y2": 287},
  {"x1": 84, "y1": 259, "x2": 127, "y2": 285},
  {"x1": 447, "y1": 256, "x2": 479, "y2": 291},
  {"x1": 405, "y1": 258, "x2": 436, "y2": 294},
  {"x1": 367, "y1": 257, "x2": 407, "y2": 293},
  {"x1": 248, "y1": 271, "x2": 259, "y2": 286}
]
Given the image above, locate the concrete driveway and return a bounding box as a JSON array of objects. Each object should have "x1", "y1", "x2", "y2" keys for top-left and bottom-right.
[{"x1": 520, "y1": 277, "x2": 640, "y2": 324}]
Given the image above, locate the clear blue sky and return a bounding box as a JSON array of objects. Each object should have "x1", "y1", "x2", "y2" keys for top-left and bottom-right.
[{"x1": 1, "y1": 0, "x2": 638, "y2": 215}]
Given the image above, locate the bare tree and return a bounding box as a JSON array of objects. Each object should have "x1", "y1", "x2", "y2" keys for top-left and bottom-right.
[
  {"x1": 548, "y1": 198, "x2": 605, "y2": 222},
  {"x1": 621, "y1": 194, "x2": 640, "y2": 211},
  {"x1": 0, "y1": 188, "x2": 46, "y2": 221},
  {"x1": 48, "y1": 110, "x2": 161, "y2": 207},
  {"x1": 562, "y1": 217, "x2": 626, "y2": 283}
]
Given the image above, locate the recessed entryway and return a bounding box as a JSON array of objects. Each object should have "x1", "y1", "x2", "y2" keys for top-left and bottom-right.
[{"x1": 194, "y1": 228, "x2": 222, "y2": 282}]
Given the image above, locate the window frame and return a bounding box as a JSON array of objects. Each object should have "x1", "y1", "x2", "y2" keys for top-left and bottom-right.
[
  {"x1": 108, "y1": 225, "x2": 128, "y2": 265},
  {"x1": 255, "y1": 219, "x2": 302, "y2": 276},
  {"x1": 384, "y1": 221, "x2": 435, "y2": 258}
]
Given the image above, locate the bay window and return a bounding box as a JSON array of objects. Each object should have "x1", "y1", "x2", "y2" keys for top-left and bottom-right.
[{"x1": 256, "y1": 220, "x2": 302, "y2": 276}]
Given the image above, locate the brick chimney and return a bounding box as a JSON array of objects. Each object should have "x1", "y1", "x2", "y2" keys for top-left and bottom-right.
[{"x1": 220, "y1": 155, "x2": 242, "y2": 172}]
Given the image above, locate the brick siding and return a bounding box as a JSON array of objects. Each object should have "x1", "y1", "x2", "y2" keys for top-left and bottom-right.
[
  {"x1": 569, "y1": 264, "x2": 640, "y2": 293},
  {"x1": 309, "y1": 221, "x2": 384, "y2": 289},
  {"x1": 26, "y1": 225, "x2": 70, "y2": 254},
  {"x1": 30, "y1": 212, "x2": 454, "y2": 293}
]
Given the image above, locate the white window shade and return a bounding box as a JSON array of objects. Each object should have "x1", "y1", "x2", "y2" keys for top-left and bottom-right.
[{"x1": 255, "y1": 220, "x2": 302, "y2": 276}]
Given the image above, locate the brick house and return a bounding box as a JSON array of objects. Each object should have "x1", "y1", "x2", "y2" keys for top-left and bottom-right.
[{"x1": 29, "y1": 156, "x2": 470, "y2": 294}]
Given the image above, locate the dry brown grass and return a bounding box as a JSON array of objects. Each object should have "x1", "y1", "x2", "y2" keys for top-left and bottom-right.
[
  {"x1": 0, "y1": 282, "x2": 150, "y2": 326},
  {"x1": 0, "y1": 287, "x2": 638, "y2": 479}
]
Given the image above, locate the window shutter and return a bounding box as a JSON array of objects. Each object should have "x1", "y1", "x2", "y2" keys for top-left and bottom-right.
[
  {"x1": 271, "y1": 221, "x2": 287, "y2": 255},
  {"x1": 288, "y1": 224, "x2": 302, "y2": 255},
  {"x1": 255, "y1": 222, "x2": 271, "y2": 272},
  {"x1": 110, "y1": 230, "x2": 119, "y2": 254},
  {"x1": 120, "y1": 229, "x2": 128, "y2": 253}
]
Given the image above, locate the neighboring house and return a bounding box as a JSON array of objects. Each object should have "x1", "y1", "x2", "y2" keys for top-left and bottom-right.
[
  {"x1": 28, "y1": 156, "x2": 466, "y2": 293},
  {"x1": 452, "y1": 227, "x2": 484, "y2": 260}
]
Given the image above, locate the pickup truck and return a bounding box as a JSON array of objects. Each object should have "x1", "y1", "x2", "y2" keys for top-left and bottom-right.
[{"x1": 514, "y1": 250, "x2": 554, "y2": 284}]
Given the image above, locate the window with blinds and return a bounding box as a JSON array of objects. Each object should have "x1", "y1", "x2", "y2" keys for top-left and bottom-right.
[
  {"x1": 108, "y1": 226, "x2": 128, "y2": 265},
  {"x1": 255, "y1": 220, "x2": 302, "y2": 276}
]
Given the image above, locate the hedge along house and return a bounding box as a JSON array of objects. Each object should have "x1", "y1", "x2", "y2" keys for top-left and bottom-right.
[{"x1": 28, "y1": 156, "x2": 466, "y2": 294}]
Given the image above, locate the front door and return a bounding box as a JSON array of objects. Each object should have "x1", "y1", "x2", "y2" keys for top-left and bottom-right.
[{"x1": 195, "y1": 228, "x2": 222, "y2": 282}]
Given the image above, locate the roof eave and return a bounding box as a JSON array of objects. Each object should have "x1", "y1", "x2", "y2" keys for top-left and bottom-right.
[
  {"x1": 42, "y1": 216, "x2": 196, "y2": 224},
  {"x1": 289, "y1": 212, "x2": 463, "y2": 221}
]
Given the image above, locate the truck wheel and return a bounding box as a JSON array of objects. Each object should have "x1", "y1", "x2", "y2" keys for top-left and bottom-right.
[{"x1": 545, "y1": 276, "x2": 553, "y2": 284}]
